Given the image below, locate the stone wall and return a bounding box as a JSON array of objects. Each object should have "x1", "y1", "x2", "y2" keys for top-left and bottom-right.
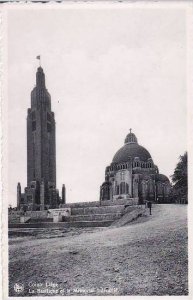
[
  {"x1": 61, "y1": 201, "x2": 100, "y2": 208},
  {"x1": 101, "y1": 198, "x2": 139, "y2": 206}
]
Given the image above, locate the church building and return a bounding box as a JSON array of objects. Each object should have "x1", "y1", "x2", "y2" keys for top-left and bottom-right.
[
  {"x1": 17, "y1": 66, "x2": 66, "y2": 211},
  {"x1": 100, "y1": 130, "x2": 171, "y2": 204}
]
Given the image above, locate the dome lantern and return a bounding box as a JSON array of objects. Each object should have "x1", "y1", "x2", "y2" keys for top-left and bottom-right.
[{"x1": 124, "y1": 129, "x2": 138, "y2": 144}]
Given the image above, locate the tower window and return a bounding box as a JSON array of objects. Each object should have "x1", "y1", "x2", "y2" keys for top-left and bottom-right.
[
  {"x1": 47, "y1": 112, "x2": 51, "y2": 122},
  {"x1": 47, "y1": 122, "x2": 51, "y2": 132},
  {"x1": 32, "y1": 111, "x2": 36, "y2": 120},
  {"x1": 32, "y1": 121, "x2": 36, "y2": 131}
]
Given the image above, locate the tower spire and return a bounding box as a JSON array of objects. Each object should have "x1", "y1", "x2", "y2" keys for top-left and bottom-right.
[{"x1": 36, "y1": 65, "x2": 45, "y2": 89}]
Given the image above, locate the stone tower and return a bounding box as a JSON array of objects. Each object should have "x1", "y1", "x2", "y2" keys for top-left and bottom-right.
[
  {"x1": 27, "y1": 66, "x2": 56, "y2": 186},
  {"x1": 17, "y1": 66, "x2": 64, "y2": 211}
]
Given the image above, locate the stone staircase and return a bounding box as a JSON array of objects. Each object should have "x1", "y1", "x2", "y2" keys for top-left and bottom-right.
[
  {"x1": 9, "y1": 199, "x2": 139, "y2": 228},
  {"x1": 67, "y1": 213, "x2": 122, "y2": 222},
  {"x1": 71, "y1": 205, "x2": 124, "y2": 215},
  {"x1": 63, "y1": 204, "x2": 125, "y2": 227}
]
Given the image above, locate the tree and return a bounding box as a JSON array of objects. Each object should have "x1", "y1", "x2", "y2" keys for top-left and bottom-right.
[{"x1": 171, "y1": 152, "x2": 188, "y2": 203}]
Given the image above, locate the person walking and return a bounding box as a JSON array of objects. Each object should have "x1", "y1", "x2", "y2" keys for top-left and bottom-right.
[{"x1": 147, "y1": 201, "x2": 152, "y2": 215}]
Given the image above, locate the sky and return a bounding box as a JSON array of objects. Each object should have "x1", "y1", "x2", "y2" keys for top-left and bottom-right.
[{"x1": 6, "y1": 4, "x2": 187, "y2": 207}]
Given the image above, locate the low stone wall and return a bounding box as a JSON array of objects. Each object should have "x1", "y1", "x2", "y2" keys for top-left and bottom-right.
[
  {"x1": 25, "y1": 211, "x2": 48, "y2": 218},
  {"x1": 66, "y1": 212, "x2": 122, "y2": 222},
  {"x1": 101, "y1": 198, "x2": 139, "y2": 207},
  {"x1": 62, "y1": 198, "x2": 138, "y2": 209},
  {"x1": 71, "y1": 205, "x2": 125, "y2": 216},
  {"x1": 8, "y1": 220, "x2": 113, "y2": 228},
  {"x1": 61, "y1": 201, "x2": 100, "y2": 208},
  {"x1": 111, "y1": 206, "x2": 145, "y2": 227},
  {"x1": 9, "y1": 216, "x2": 20, "y2": 224},
  {"x1": 28, "y1": 218, "x2": 53, "y2": 223},
  {"x1": 9, "y1": 210, "x2": 49, "y2": 223}
]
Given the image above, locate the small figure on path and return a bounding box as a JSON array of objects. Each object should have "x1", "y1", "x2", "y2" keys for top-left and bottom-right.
[{"x1": 147, "y1": 201, "x2": 152, "y2": 215}]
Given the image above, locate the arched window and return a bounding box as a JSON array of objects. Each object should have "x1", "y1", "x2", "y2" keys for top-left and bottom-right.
[
  {"x1": 120, "y1": 182, "x2": 126, "y2": 194},
  {"x1": 125, "y1": 183, "x2": 129, "y2": 194},
  {"x1": 116, "y1": 185, "x2": 119, "y2": 195}
]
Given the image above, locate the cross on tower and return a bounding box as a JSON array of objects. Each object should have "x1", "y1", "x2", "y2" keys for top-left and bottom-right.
[{"x1": 129, "y1": 128, "x2": 132, "y2": 133}]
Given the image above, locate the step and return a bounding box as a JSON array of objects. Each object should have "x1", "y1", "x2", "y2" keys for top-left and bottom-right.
[
  {"x1": 71, "y1": 205, "x2": 125, "y2": 215},
  {"x1": 61, "y1": 201, "x2": 100, "y2": 209},
  {"x1": 66, "y1": 212, "x2": 122, "y2": 222},
  {"x1": 101, "y1": 198, "x2": 139, "y2": 206},
  {"x1": 28, "y1": 218, "x2": 53, "y2": 223},
  {"x1": 8, "y1": 220, "x2": 113, "y2": 228},
  {"x1": 65, "y1": 220, "x2": 113, "y2": 227}
]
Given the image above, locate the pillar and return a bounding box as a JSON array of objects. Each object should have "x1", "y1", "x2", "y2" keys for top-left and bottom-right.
[
  {"x1": 17, "y1": 182, "x2": 21, "y2": 209},
  {"x1": 40, "y1": 180, "x2": 45, "y2": 210},
  {"x1": 62, "y1": 184, "x2": 66, "y2": 204}
]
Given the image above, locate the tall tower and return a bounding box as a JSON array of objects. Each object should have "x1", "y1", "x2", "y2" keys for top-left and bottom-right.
[
  {"x1": 27, "y1": 66, "x2": 56, "y2": 186},
  {"x1": 17, "y1": 65, "x2": 64, "y2": 211}
]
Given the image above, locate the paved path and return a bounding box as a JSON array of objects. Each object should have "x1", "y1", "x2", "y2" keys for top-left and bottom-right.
[{"x1": 9, "y1": 204, "x2": 188, "y2": 296}]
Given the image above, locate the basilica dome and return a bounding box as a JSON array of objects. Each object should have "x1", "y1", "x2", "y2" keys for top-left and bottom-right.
[{"x1": 112, "y1": 131, "x2": 152, "y2": 163}]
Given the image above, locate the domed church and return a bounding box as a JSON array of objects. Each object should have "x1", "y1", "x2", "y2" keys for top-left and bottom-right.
[{"x1": 100, "y1": 130, "x2": 171, "y2": 204}]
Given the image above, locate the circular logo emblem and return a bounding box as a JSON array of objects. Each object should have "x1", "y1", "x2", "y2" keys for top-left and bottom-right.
[{"x1": 14, "y1": 283, "x2": 24, "y2": 294}]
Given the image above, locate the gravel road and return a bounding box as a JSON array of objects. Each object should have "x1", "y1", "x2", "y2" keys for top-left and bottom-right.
[{"x1": 9, "y1": 204, "x2": 188, "y2": 296}]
